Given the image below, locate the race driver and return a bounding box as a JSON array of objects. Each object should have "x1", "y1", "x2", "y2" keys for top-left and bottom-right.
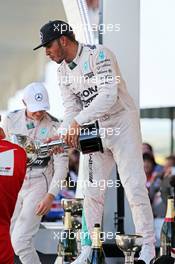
[
  {"x1": 33, "y1": 20, "x2": 156, "y2": 264},
  {"x1": 0, "y1": 124, "x2": 26, "y2": 264},
  {"x1": 3, "y1": 82, "x2": 68, "y2": 264}
]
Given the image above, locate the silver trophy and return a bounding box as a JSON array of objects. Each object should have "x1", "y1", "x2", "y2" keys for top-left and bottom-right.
[
  {"x1": 10, "y1": 122, "x2": 103, "y2": 166},
  {"x1": 116, "y1": 234, "x2": 143, "y2": 264},
  {"x1": 10, "y1": 134, "x2": 69, "y2": 166}
]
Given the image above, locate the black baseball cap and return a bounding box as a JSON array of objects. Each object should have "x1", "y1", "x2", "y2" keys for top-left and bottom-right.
[{"x1": 33, "y1": 20, "x2": 73, "y2": 50}]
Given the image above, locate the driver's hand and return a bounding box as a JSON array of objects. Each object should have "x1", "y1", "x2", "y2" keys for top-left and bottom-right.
[{"x1": 45, "y1": 134, "x2": 64, "y2": 154}]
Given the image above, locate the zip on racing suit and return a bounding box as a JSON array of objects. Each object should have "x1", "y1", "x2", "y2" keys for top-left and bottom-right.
[
  {"x1": 58, "y1": 43, "x2": 155, "y2": 248},
  {"x1": 3, "y1": 109, "x2": 68, "y2": 264}
]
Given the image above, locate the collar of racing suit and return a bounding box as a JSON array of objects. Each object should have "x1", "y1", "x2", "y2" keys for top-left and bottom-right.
[{"x1": 68, "y1": 43, "x2": 83, "y2": 70}]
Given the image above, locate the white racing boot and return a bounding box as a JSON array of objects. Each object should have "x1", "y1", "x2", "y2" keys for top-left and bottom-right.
[
  {"x1": 71, "y1": 245, "x2": 91, "y2": 264},
  {"x1": 138, "y1": 244, "x2": 156, "y2": 264}
]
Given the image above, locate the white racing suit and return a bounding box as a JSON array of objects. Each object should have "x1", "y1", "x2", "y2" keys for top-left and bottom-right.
[
  {"x1": 3, "y1": 109, "x2": 68, "y2": 264},
  {"x1": 58, "y1": 43, "x2": 155, "y2": 247}
]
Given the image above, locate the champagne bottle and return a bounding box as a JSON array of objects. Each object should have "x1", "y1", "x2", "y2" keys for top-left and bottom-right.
[
  {"x1": 62, "y1": 209, "x2": 78, "y2": 263},
  {"x1": 160, "y1": 196, "x2": 175, "y2": 258},
  {"x1": 88, "y1": 223, "x2": 105, "y2": 264}
]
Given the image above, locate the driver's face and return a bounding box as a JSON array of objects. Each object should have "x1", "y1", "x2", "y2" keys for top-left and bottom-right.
[
  {"x1": 27, "y1": 110, "x2": 46, "y2": 121},
  {"x1": 45, "y1": 39, "x2": 65, "y2": 64}
]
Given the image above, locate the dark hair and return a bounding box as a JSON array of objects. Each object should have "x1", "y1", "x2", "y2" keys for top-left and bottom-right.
[
  {"x1": 142, "y1": 142, "x2": 153, "y2": 153},
  {"x1": 143, "y1": 153, "x2": 156, "y2": 166},
  {"x1": 66, "y1": 33, "x2": 76, "y2": 42},
  {"x1": 59, "y1": 33, "x2": 77, "y2": 43}
]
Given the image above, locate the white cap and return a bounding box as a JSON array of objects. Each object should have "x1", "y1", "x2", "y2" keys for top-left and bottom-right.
[{"x1": 23, "y1": 82, "x2": 50, "y2": 112}]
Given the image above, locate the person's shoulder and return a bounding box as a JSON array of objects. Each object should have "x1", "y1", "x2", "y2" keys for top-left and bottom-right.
[
  {"x1": 95, "y1": 44, "x2": 115, "y2": 58},
  {"x1": 84, "y1": 44, "x2": 110, "y2": 52},
  {"x1": 6, "y1": 109, "x2": 24, "y2": 120},
  {"x1": 12, "y1": 141, "x2": 27, "y2": 159},
  {"x1": 1, "y1": 139, "x2": 26, "y2": 154},
  {"x1": 84, "y1": 44, "x2": 115, "y2": 63},
  {"x1": 95, "y1": 44, "x2": 112, "y2": 51},
  {"x1": 84, "y1": 44, "x2": 97, "y2": 51}
]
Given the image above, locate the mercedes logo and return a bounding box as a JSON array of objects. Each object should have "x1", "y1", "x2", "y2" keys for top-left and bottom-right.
[{"x1": 35, "y1": 93, "x2": 43, "y2": 101}]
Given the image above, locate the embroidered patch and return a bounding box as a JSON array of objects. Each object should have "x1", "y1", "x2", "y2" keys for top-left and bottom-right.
[
  {"x1": 26, "y1": 122, "x2": 35, "y2": 130},
  {"x1": 35, "y1": 93, "x2": 43, "y2": 101},
  {"x1": 98, "y1": 50, "x2": 106, "y2": 61},
  {"x1": 68, "y1": 61, "x2": 77, "y2": 70},
  {"x1": 40, "y1": 127, "x2": 48, "y2": 137},
  {"x1": 83, "y1": 61, "x2": 89, "y2": 73}
]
